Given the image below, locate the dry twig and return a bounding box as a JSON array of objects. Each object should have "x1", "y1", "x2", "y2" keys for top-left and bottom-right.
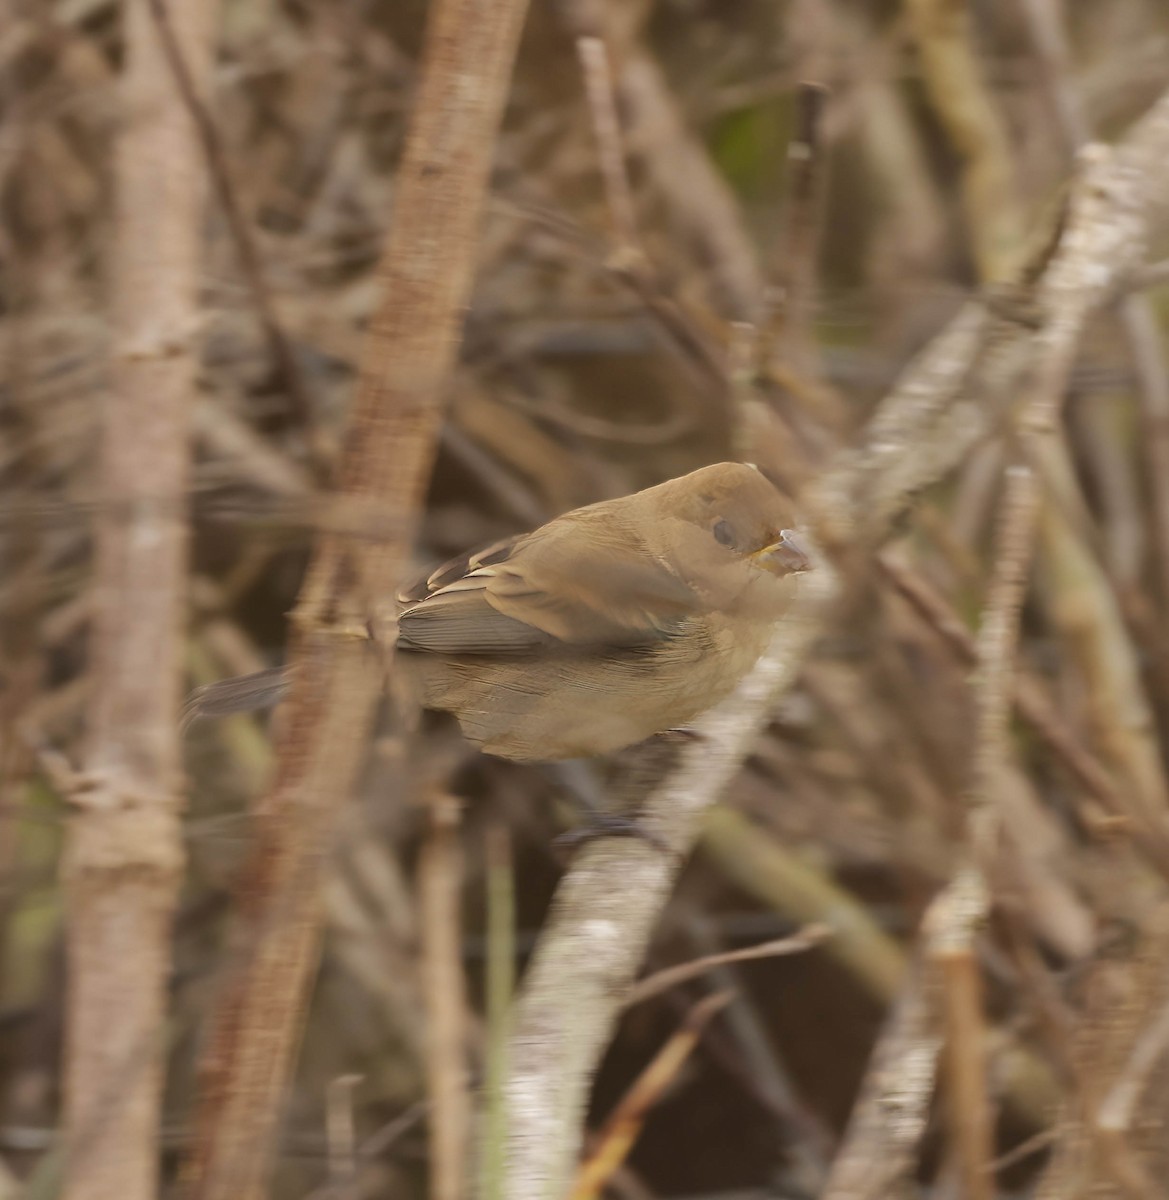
[
  {"x1": 145, "y1": 0, "x2": 327, "y2": 467},
  {"x1": 567, "y1": 992, "x2": 733, "y2": 1200},
  {"x1": 184, "y1": 2, "x2": 531, "y2": 1196},
  {"x1": 420, "y1": 795, "x2": 469, "y2": 1200}
]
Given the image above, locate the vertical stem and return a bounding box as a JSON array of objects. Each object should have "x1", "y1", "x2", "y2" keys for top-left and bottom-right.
[
  {"x1": 183, "y1": 2, "x2": 531, "y2": 1197},
  {"x1": 902, "y1": 0, "x2": 1024, "y2": 282},
  {"x1": 938, "y1": 939, "x2": 994, "y2": 1200},
  {"x1": 767, "y1": 81, "x2": 831, "y2": 384},
  {"x1": 421, "y1": 795, "x2": 468, "y2": 1200},
  {"x1": 576, "y1": 34, "x2": 639, "y2": 255},
  {"x1": 481, "y1": 824, "x2": 515, "y2": 1200},
  {"x1": 62, "y1": 1, "x2": 217, "y2": 1198}
]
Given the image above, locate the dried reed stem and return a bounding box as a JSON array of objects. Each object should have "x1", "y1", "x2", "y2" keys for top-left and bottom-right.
[
  {"x1": 575, "y1": 34, "x2": 640, "y2": 256},
  {"x1": 902, "y1": 0, "x2": 1024, "y2": 281},
  {"x1": 479, "y1": 824, "x2": 515, "y2": 1200},
  {"x1": 767, "y1": 82, "x2": 831, "y2": 383},
  {"x1": 184, "y1": 2, "x2": 530, "y2": 1196},
  {"x1": 145, "y1": 0, "x2": 325, "y2": 466},
  {"x1": 61, "y1": 2, "x2": 216, "y2": 1199},
  {"x1": 420, "y1": 795, "x2": 468, "y2": 1200}
]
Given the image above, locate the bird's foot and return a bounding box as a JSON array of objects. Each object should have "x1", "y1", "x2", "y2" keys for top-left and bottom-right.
[
  {"x1": 660, "y1": 726, "x2": 703, "y2": 744},
  {"x1": 553, "y1": 810, "x2": 669, "y2": 856}
]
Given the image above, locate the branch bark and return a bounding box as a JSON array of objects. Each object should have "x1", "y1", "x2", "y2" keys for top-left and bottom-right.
[
  {"x1": 493, "y1": 84, "x2": 1169, "y2": 1199},
  {"x1": 62, "y1": 3, "x2": 217, "y2": 1199},
  {"x1": 183, "y1": 3, "x2": 530, "y2": 1198}
]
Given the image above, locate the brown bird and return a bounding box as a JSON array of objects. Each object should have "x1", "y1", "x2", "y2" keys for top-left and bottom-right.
[{"x1": 185, "y1": 462, "x2": 811, "y2": 761}]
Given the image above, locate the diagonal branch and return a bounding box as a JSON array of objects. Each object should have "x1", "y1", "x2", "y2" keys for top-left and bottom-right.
[
  {"x1": 494, "y1": 84, "x2": 1169, "y2": 1199},
  {"x1": 183, "y1": 3, "x2": 531, "y2": 1198},
  {"x1": 145, "y1": 0, "x2": 326, "y2": 467}
]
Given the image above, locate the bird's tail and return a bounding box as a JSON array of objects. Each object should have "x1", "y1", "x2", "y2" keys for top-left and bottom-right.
[{"x1": 182, "y1": 666, "x2": 290, "y2": 730}]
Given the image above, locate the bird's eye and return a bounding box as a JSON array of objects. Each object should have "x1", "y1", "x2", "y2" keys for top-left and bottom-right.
[{"x1": 712, "y1": 519, "x2": 736, "y2": 548}]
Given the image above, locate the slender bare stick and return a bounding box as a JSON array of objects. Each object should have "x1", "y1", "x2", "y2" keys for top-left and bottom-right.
[
  {"x1": 766, "y1": 82, "x2": 831, "y2": 384},
  {"x1": 936, "y1": 883, "x2": 994, "y2": 1200},
  {"x1": 566, "y1": 992, "x2": 732, "y2": 1200},
  {"x1": 575, "y1": 34, "x2": 640, "y2": 256},
  {"x1": 925, "y1": 76, "x2": 1161, "y2": 1190},
  {"x1": 902, "y1": 0, "x2": 1024, "y2": 282},
  {"x1": 755, "y1": 79, "x2": 847, "y2": 457},
  {"x1": 1097, "y1": 983, "x2": 1169, "y2": 1137},
  {"x1": 968, "y1": 462, "x2": 1041, "y2": 841},
  {"x1": 62, "y1": 2, "x2": 217, "y2": 1199},
  {"x1": 420, "y1": 795, "x2": 468, "y2": 1200},
  {"x1": 183, "y1": 2, "x2": 530, "y2": 1197},
  {"x1": 623, "y1": 925, "x2": 828, "y2": 1008},
  {"x1": 145, "y1": 0, "x2": 325, "y2": 464},
  {"x1": 480, "y1": 824, "x2": 515, "y2": 1200}
]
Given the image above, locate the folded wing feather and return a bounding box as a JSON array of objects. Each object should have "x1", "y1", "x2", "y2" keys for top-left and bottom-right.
[{"x1": 397, "y1": 521, "x2": 700, "y2": 654}]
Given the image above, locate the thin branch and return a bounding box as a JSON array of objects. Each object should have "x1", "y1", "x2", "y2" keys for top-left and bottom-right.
[
  {"x1": 932, "y1": 466, "x2": 1036, "y2": 1198},
  {"x1": 939, "y1": 945, "x2": 994, "y2": 1199},
  {"x1": 575, "y1": 34, "x2": 640, "y2": 256},
  {"x1": 146, "y1": 0, "x2": 328, "y2": 468},
  {"x1": 1096, "y1": 978, "x2": 1169, "y2": 1135},
  {"x1": 968, "y1": 461, "x2": 1041, "y2": 845},
  {"x1": 324, "y1": 1075, "x2": 362, "y2": 1187},
  {"x1": 564, "y1": 11, "x2": 736, "y2": 401},
  {"x1": 183, "y1": 2, "x2": 531, "y2": 1197},
  {"x1": 902, "y1": 0, "x2": 1025, "y2": 282},
  {"x1": 750, "y1": 79, "x2": 845, "y2": 461},
  {"x1": 765, "y1": 81, "x2": 832, "y2": 385},
  {"x1": 623, "y1": 925, "x2": 829, "y2": 1009},
  {"x1": 302, "y1": 1102, "x2": 428, "y2": 1200},
  {"x1": 699, "y1": 806, "x2": 904, "y2": 1009},
  {"x1": 479, "y1": 824, "x2": 515, "y2": 1200},
  {"x1": 567, "y1": 992, "x2": 733, "y2": 1200},
  {"x1": 933, "y1": 135, "x2": 1133, "y2": 1200}
]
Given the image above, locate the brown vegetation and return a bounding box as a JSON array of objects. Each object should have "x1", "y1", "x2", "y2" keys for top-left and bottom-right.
[{"x1": 4, "y1": 1, "x2": 1169, "y2": 1198}]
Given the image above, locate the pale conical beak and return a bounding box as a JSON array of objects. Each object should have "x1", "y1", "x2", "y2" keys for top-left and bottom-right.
[{"x1": 755, "y1": 529, "x2": 812, "y2": 576}]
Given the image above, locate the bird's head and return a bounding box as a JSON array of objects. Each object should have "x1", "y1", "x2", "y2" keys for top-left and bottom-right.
[{"x1": 644, "y1": 462, "x2": 812, "y2": 596}]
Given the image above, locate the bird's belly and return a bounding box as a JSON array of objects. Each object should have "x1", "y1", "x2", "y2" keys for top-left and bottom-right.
[
  {"x1": 404, "y1": 624, "x2": 770, "y2": 761},
  {"x1": 468, "y1": 667, "x2": 709, "y2": 760}
]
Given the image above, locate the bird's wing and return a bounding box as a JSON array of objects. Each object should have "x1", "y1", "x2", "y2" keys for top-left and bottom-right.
[{"x1": 397, "y1": 523, "x2": 699, "y2": 655}]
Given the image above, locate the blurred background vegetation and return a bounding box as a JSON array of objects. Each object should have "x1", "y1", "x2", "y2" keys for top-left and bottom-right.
[{"x1": 5, "y1": 0, "x2": 1169, "y2": 1196}]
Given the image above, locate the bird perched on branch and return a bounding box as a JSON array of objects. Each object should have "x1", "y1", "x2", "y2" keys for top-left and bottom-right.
[{"x1": 185, "y1": 462, "x2": 811, "y2": 761}]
